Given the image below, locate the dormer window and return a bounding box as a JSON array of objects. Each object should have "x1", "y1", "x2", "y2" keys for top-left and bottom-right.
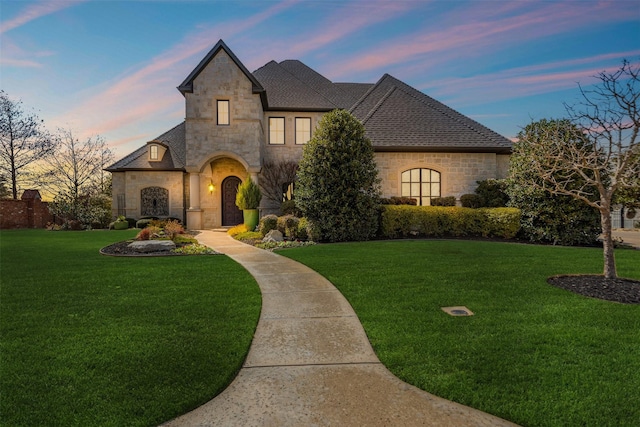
[{"x1": 149, "y1": 144, "x2": 159, "y2": 160}]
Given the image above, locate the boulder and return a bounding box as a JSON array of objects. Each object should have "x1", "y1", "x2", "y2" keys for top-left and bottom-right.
[
  {"x1": 263, "y1": 229, "x2": 284, "y2": 243},
  {"x1": 129, "y1": 240, "x2": 176, "y2": 253}
]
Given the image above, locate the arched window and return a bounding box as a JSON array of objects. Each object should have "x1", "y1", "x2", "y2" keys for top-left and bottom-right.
[{"x1": 401, "y1": 168, "x2": 441, "y2": 206}]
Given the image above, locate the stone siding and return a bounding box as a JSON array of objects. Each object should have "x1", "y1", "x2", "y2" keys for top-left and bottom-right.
[
  {"x1": 262, "y1": 112, "x2": 324, "y2": 164},
  {"x1": 375, "y1": 152, "x2": 502, "y2": 200},
  {"x1": 185, "y1": 50, "x2": 263, "y2": 172},
  {"x1": 111, "y1": 171, "x2": 185, "y2": 221},
  {"x1": 199, "y1": 157, "x2": 246, "y2": 228}
]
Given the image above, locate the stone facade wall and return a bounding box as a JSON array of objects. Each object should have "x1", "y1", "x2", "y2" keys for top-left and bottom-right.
[
  {"x1": 0, "y1": 199, "x2": 53, "y2": 229},
  {"x1": 185, "y1": 50, "x2": 264, "y2": 172},
  {"x1": 262, "y1": 111, "x2": 324, "y2": 164},
  {"x1": 199, "y1": 157, "x2": 246, "y2": 228},
  {"x1": 111, "y1": 171, "x2": 185, "y2": 221},
  {"x1": 375, "y1": 152, "x2": 502, "y2": 200}
]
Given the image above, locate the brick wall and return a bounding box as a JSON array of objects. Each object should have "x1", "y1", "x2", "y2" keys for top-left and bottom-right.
[{"x1": 0, "y1": 199, "x2": 54, "y2": 229}]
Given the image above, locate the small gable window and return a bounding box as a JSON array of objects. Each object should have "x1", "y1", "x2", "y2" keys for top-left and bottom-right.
[
  {"x1": 269, "y1": 117, "x2": 285, "y2": 144},
  {"x1": 401, "y1": 168, "x2": 441, "y2": 206},
  {"x1": 295, "y1": 117, "x2": 311, "y2": 144},
  {"x1": 217, "y1": 100, "x2": 230, "y2": 125},
  {"x1": 149, "y1": 144, "x2": 159, "y2": 160}
]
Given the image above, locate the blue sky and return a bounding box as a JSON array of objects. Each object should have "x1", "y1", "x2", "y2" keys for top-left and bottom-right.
[{"x1": 1, "y1": 0, "x2": 639, "y2": 158}]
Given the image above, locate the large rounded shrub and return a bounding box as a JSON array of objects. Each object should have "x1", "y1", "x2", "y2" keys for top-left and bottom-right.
[{"x1": 296, "y1": 109, "x2": 381, "y2": 242}]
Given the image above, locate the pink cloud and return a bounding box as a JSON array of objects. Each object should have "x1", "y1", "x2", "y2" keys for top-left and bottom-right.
[
  {"x1": 325, "y1": 0, "x2": 637, "y2": 80},
  {"x1": 420, "y1": 53, "x2": 640, "y2": 107},
  {"x1": 0, "y1": 0, "x2": 84, "y2": 34},
  {"x1": 51, "y1": 0, "x2": 297, "y2": 148}
]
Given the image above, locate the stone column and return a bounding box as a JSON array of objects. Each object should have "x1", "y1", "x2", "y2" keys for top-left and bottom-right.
[
  {"x1": 187, "y1": 172, "x2": 202, "y2": 229},
  {"x1": 189, "y1": 173, "x2": 201, "y2": 209}
]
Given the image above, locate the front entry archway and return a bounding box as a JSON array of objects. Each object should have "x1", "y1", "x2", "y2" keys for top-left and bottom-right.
[{"x1": 222, "y1": 176, "x2": 243, "y2": 226}]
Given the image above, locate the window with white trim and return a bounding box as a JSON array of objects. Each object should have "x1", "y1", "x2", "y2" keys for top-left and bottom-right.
[
  {"x1": 149, "y1": 144, "x2": 158, "y2": 160},
  {"x1": 401, "y1": 168, "x2": 441, "y2": 206},
  {"x1": 269, "y1": 117, "x2": 285, "y2": 144},
  {"x1": 295, "y1": 117, "x2": 311, "y2": 144}
]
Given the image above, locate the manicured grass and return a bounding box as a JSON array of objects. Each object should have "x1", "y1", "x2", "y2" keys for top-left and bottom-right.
[
  {"x1": 282, "y1": 240, "x2": 640, "y2": 427},
  {"x1": 0, "y1": 229, "x2": 261, "y2": 426}
]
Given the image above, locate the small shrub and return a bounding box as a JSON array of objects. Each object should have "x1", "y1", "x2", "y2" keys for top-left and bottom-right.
[
  {"x1": 227, "y1": 224, "x2": 249, "y2": 237},
  {"x1": 136, "y1": 218, "x2": 153, "y2": 229},
  {"x1": 431, "y1": 196, "x2": 456, "y2": 206},
  {"x1": 280, "y1": 200, "x2": 301, "y2": 216},
  {"x1": 258, "y1": 214, "x2": 278, "y2": 235},
  {"x1": 113, "y1": 220, "x2": 129, "y2": 230},
  {"x1": 164, "y1": 220, "x2": 184, "y2": 240},
  {"x1": 381, "y1": 196, "x2": 417, "y2": 205},
  {"x1": 255, "y1": 240, "x2": 316, "y2": 251},
  {"x1": 460, "y1": 194, "x2": 484, "y2": 209},
  {"x1": 136, "y1": 226, "x2": 161, "y2": 240},
  {"x1": 173, "y1": 234, "x2": 197, "y2": 245},
  {"x1": 475, "y1": 179, "x2": 509, "y2": 207},
  {"x1": 235, "y1": 176, "x2": 262, "y2": 210},
  {"x1": 297, "y1": 217, "x2": 309, "y2": 240},
  {"x1": 277, "y1": 215, "x2": 300, "y2": 239}
]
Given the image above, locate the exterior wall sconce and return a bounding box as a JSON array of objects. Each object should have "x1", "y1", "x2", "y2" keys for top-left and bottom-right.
[{"x1": 208, "y1": 181, "x2": 215, "y2": 194}]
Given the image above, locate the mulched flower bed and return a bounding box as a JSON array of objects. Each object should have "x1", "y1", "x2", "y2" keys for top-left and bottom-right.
[
  {"x1": 100, "y1": 240, "x2": 219, "y2": 257},
  {"x1": 548, "y1": 275, "x2": 640, "y2": 304}
]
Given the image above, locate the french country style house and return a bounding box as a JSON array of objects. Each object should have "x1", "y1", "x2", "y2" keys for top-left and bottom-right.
[{"x1": 106, "y1": 40, "x2": 512, "y2": 228}]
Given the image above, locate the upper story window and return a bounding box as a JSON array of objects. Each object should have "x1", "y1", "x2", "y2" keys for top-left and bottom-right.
[
  {"x1": 269, "y1": 117, "x2": 285, "y2": 145},
  {"x1": 149, "y1": 144, "x2": 159, "y2": 160},
  {"x1": 401, "y1": 168, "x2": 441, "y2": 206},
  {"x1": 295, "y1": 118, "x2": 311, "y2": 144},
  {"x1": 217, "y1": 100, "x2": 230, "y2": 125}
]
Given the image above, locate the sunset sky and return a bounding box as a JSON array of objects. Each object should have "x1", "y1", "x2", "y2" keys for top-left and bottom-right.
[{"x1": 1, "y1": 0, "x2": 639, "y2": 160}]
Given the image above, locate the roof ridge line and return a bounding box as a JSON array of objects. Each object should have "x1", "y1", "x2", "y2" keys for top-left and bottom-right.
[
  {"x1": 349, "y1": 74, "x2": 391, "y2": 114},
  {"x1": 390, "y1": 76, "x2": 507, "y2": 144},
  {"x1": 362, "y1": 86, "x2": 396, "y2": 125},
  {"x1": 276, "y1": 60, "x2": 342, "y2": 109}
]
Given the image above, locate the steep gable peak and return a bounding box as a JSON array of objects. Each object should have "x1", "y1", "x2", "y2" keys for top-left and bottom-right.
[{"x1": 177, "y1": 39, "x2": 265, "y2": 97}]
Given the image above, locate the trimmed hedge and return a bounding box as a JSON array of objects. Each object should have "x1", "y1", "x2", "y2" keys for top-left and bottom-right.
[{"x1": 381, "y1": 205, "x2": 520, "y2": 239}]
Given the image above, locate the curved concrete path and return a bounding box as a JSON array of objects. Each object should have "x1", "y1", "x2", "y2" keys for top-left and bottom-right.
[{"x1": 162, "y1": 230, "x2": 518, "y2": 426}]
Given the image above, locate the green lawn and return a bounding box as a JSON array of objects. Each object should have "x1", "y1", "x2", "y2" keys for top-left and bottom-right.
[
  {"x1": 282, "y1": 240, "x2": 640, "y2": 427},
  {"x1": 0, "y1": 229, "x2": 261, "y2": 427}
]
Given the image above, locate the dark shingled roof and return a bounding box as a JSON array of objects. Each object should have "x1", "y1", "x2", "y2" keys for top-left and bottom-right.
[
  {"x1": 110, "y1": 42, "x2": 512, "y2": 172},
  {"x1": 106, "y1": 122, "x2": 186, "y2": 172},
  {"x1": 350, "y1": 74, "x2": 512, "y2": 153}
]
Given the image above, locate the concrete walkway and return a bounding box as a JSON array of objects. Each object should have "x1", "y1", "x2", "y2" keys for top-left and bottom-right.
[{"x1": 162, "y1": 230, "x2": 518, "y2": 426}]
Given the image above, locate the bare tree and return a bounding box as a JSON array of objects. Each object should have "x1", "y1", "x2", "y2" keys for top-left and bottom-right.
[
  {"x1": 0, "y1": 91, "x2": 55, "y2": 199},
  {"x1": 259, "y1": 160, "x2": 299, "y2": 205},
  {"x1": 38, "y1": 128, "x2": 113, "y2": 200},
  {"x1": 520, "y1": 61, "x2": 639, "y2": 279}
]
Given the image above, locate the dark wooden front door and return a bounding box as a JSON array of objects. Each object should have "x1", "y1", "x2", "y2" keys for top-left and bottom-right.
[{"x1": 222, "y1": 176, "x2": 243, "y2": 226}]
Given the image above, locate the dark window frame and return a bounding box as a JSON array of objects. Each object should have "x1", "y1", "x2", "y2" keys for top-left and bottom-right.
[
  {"x1": 295, "y1": 117, "x2": 312, "y2": 145},
  {"x1": 401, "y1": 168, "x2": 441, "y2": 206},
  {"x1": 269, "y1": 117, "x2": 285, "y2": 145},
  {"x1": 217, "y1": 100, "x2": 230, "y2": 126}
]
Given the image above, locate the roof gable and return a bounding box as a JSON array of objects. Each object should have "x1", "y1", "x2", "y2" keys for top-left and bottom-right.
[
  {"x1": 351, "y1": 74, "x2": 512, "y2": 153},
  {"x1": 106, "y1": 122, "x2": 186, "y2": 172},
  {"x1": 177, "y1": 39, "x2": 265, "y2": 99}
]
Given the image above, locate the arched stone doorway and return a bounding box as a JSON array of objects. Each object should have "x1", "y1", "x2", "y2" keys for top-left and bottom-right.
[{"x1": 221, "y1": 176, "x2": 243, "y2": 226}]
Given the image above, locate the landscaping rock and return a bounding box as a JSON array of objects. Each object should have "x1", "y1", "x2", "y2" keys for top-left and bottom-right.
[
  {"x1": 263, "y1": 229, "x2": 284, "y2": 243},
  {"x1": 128, "y1": 240, "x2": 176, "y2": 253}
]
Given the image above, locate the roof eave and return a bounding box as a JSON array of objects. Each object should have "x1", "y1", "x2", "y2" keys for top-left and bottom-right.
[{"x1": 373, "y1": 145, "x2": 512, "y2": 154}]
